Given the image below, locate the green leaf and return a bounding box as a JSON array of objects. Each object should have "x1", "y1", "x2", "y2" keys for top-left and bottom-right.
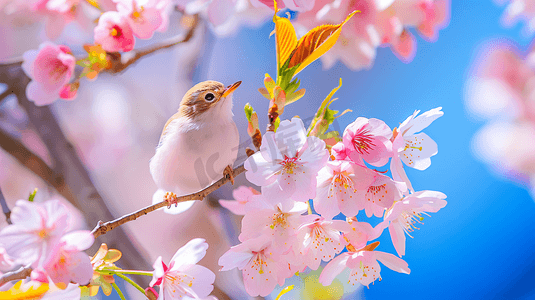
[
  {"x1": 307, "y1": 78, "x2": 343, "y2": 136},
  {"x1": 273, "y1": 117, "x2": 281, "y2": 132},
  {"x1": 244, "y1": 103, "x2": 253, "y2": 121}
]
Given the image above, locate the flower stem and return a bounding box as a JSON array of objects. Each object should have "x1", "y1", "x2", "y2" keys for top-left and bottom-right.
[
  {"x1": 307, "y1": 200, "x2": 312, "y2": 215},
  {"x1": 98, "y1": 269, "x2": 153, "y2": 276},
  {"x1": 114, "y1": 273, "x2": 146, "y2": 296},
  {"x1": 112, "y1": 283, "x2": 126, "y2": 300}
]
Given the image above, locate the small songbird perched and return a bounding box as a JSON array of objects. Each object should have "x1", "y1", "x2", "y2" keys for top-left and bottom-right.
[{"x1": 150, "y1": 80, "x2": 241, "y2": 212}]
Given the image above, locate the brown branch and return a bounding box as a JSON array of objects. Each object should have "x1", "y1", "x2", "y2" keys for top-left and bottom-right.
[
  {"x1": 13, "y1": 86, "x2": 152, "y2": 287},
  {"x1": 92, "y1": 164, "x2": 246, "y2": 238},
  {"x1": 0, "y1": 266, "x2": 31, "y2": 287},
  {"x1": 0, "y1": 14, "x2": 199, "y2": 77}
]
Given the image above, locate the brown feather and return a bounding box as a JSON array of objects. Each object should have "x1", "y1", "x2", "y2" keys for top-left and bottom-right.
[{"x1": 159, "y1": 81, "x2": 226, "y2": 142}]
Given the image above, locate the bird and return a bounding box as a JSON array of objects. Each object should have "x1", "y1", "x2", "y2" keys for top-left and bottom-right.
[{"x1": 150, "y1": 80, "x2": 241, "y2": 212}]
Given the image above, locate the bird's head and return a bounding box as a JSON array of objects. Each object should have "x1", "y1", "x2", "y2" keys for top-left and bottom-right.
[{"x1": 178, "y1": 80, "x2": 241, "y2": 120}]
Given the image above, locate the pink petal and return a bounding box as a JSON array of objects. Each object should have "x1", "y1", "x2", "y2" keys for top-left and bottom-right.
[
  {"x1": 218, "y1": 246, "x2": 254, "y2": 271},
  {"x1": 388, "y1": 222, "x2": 406, "y2": 257},
  {"x1": 318, "y1": 253, "x2": 349, "y2": 286},
  {"x1": 392, "y1": 30, "x2": 416, "y2": 63},
  {"x1": 218, "y1": 200, "x2": 247, "y2": 215},
  {"x1": 374, "y1": 251, "x2": 410, "y2": 274},
  {"x1": 180, "y1": 265, "x2": 215, "y2": 298}
]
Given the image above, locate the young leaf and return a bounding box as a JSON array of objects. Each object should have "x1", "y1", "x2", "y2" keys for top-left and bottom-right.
[
  {"x1": 289, "y1": 10, "x2": 358, "y2": 77},
  {"x1": 273, "y1": 1, "x2": 297, "y2": 77}
]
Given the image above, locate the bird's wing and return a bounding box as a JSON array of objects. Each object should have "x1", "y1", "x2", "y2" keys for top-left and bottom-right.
[{"x1": 159, "y1": 112, "x2": 182, "y2": 145}]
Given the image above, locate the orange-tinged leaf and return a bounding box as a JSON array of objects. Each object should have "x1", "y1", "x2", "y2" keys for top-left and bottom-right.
[
  {"x1": 273, "y1": 1, "x2": 297, "y2": 73},
  {"x1": 290, "y1": 10, "x2": 358, "y2": 76}
]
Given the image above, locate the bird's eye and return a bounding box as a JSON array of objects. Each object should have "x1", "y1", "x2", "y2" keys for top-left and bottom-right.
[{"x1": 204, "y1": 93, "x2": 215, "y2": 101}]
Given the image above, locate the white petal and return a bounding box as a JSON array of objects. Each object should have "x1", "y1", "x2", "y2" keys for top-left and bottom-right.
[
  {"x1": 170, "y1": 238, "x2": 208, "y2": 270},
  {"x1": 401, "y1": 107, "x2": 443, "y2": 136},
  {"x1": 275, "y1": 118, "x2": 307, "y2": 157}
]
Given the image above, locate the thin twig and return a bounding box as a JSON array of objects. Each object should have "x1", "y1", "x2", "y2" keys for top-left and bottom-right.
[
  {"x1": 92, "y1": 164, "x2": 246, "y2": 238},
  {"x1": 0, "y1": 187, "x2": 11, "y2": 224},
  {"x1": 0, "y1": 266, "x2": 31, "y2": 286}
]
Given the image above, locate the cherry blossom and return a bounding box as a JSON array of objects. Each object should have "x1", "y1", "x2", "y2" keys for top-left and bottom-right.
[
  {"x1": 114, "y1": 0, "x2": 169, "y2": 39},
  {"x1": 32, "y1": 0, "x2": 96, "y2": 40},
  {"x1": 343, "y1": 217, "x2": 382, "y2": 250},
  {"x1": 94, "y1": 11, "x2": 135, "y2": 52},
  {"x1": 150, "y1": 238, "x2": 216, "y2": 299},
  {"x1": 382, "y1": 190, "x2": 447, "y2": 257},
  {"x1": 31, "y1": 231, "x2": 94, "y2": 288},
  {"x1": 390, "y1": 107, "x2": 443, "y2": 191},
  {"x1": 239, "y1": 198, "x2": 307, "y2": 252},
  {"x1": 362, "y1": 172, "x2": 406, "y2": 218},
  {"x1": 294, "y1": 215, "x2": 350, "y2": 271},
  {"x1": 219, "y1": 186, "x2": 260, "y2": 215},
  {"x1": 314, "y1": 160, "x2": 375, "y2": 220},
  {"x1": 319, "y1": 242, "x2": 410, "y2": 288},
  {"x1": 0, "y1": 199, "x2": 71, "y2": 268},
  {"x1": 244, "y1": 118, "x2": 329, "y2": 206},
  {"x1": 218, "y1": 236, "x2": 285, "y2": 297},
  {"x1": 342, "y1": 117, "x2": 393, "y2": 167},
  {"x1": 21, "y1": 42, "x2": 76, "y2": 106}
]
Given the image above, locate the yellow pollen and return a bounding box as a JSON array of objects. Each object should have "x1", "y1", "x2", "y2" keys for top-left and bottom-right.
[
  {"x1": 37, "y1": 229, "x2": 48, "y2": 239},
  {"x1": 110, "y1": 28, "x2": 118, "y2": 37}
]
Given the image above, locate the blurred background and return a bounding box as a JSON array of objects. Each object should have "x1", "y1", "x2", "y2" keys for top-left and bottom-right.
[{"x1": 1, "y1": 1, "x2": 535, "y2": 299}]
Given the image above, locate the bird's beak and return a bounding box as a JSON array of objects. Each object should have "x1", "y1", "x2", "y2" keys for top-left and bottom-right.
[{"x1": 222, "y1": 81, "x2": 241, "y2": 98}]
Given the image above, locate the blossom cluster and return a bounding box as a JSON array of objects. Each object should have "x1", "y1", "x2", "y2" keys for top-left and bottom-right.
[
  {"x1": 15, "y1": 0, "x2": 450, "y2": 106},
  {"x1": 218, "y1": 108, "x2": 446, "y2": 297},
  {"x1": 94, "y1": 0, "x2": 172, "y2": 52},
  {"x1": 466, "y1": 40, "x2": 535, "y2": 197},
  {"x1": 0, "y1": 199, "x2": 94, "y2": 296},
  {"x1": 272, "y1": 0, "x2": 450, "y2": 70},
  {"x1": 497, "y1": 0, "x2": 535, "y2": 36},
  {"x1": 0, "y1": 199, "x2": 216, "y2": 299}
]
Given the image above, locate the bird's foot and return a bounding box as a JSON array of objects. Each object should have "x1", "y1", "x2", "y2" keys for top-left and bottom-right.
[
  {"x1": 224, "y1": 165, "x2": 235, "y2": 185},
  {"x1": 164, "y1": 192, "x2": 179, "y2": 208}
]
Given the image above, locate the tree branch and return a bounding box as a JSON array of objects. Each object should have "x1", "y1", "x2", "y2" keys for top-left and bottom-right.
[
  {"x1": 14, "y1": 88, "x2": 152, "y2": 279},
  {"x1": 92, "y1": 164, "x2": 246, "y2": 238},
  {"x1": 0, "y1": 266, "x2": 31, "y2": 287}
]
